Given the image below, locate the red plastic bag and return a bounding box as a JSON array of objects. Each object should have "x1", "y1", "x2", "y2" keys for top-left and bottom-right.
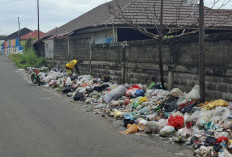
[
  {"x1": 216, "y1": 136, "x2": 229, "y2": 143},
  {"x1": 127, "y1": 84, "x2": 141, "y2": 90},
  {"x1": 125, "y1": 84, "x2": 141, "y2": 97},
  {"x1": 167, "y1": 115, "x2": 184, "y2": 130}
]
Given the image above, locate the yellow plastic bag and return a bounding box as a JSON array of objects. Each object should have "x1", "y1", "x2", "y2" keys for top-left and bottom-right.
[
  {"x1": 120, "y1": 124, "x2": 138, "y2": 134},
  {"x1": 202, "y1": 99, "x2": 228, "y2": 110},
  {"x1": 138, "y1": 97, "x2": 147, "y2": 104}
]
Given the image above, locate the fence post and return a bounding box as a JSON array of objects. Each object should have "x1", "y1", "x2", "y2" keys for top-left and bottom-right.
[
  {"x1": 89, "y1": 36, "x2": 94, "y2": 75},
  {"x1": 68, "y1": 36, "x2": 70, "y2": 60},
  {"x1": 121, "y1": 41, "x2": 127, "y2": 84}
]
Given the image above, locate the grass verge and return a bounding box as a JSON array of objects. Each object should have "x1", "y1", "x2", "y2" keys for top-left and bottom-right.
[{"x1": 9, "y1": 48, "x2": 46, "y2": 69}]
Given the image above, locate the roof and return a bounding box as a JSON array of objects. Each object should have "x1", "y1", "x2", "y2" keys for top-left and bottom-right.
[
  {"x1": 111, "y1": 0, "x2": 232, "y2": 29},
  {"x1": 5, "y1": 27, "x2": 32, "y2": 40},
  {"x1": 43, "y1": 0, "x2": 130, "y2": 38},
  {"x1": 0, "y1": 35, "x2": 6, "y2": 40},
  {"x1": 20, "y1": 30, "x2": 45, "y2": 40},
  {"x1": 44, "y1": 0, "x2": 232, "y2": 38},
  {"x1": 33, "y1": 28, "x2": 57, "y2": 44}
]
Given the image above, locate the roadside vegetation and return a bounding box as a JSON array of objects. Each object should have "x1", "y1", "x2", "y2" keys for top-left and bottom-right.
[{"x1": 9, "y1": 43, "x2": 46, "y2": 69}]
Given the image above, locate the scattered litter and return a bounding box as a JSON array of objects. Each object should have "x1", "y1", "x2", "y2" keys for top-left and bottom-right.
[{"x1": 26, "y1": 67, "x2": 232, "y2": 156}]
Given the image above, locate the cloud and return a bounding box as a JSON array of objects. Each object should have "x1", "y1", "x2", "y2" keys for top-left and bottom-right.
[
  {"x1": 0, "y1": 0, "x2": 111, "y2": 35},
  {"x1": 0, "y1": 0, "x2": 232, "y2": 35}
]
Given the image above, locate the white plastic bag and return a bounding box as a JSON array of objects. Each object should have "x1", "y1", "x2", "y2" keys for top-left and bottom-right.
[
  {"x1": 185, "y1": 84, "x2": 200, "y2": 100},
  {"x1": 210, "y1": 107, "x2": 230, "y2": 124},
  {"x1": 170, "y1": 88, "x2": 184, "y2": 98},
  {"x1": 158, "y1": 119, "x2": 168, "y2": 130},
  {"x1": 160, "y1": 126, "x2": 175, "y2": 137},
  {"x1": 65, "y1": 77, "x2": 72, "y2": 86},
  {"x1": 138, "y1": 119, "x2": 148, "y2": 131},
  {"x1": 144, "y1": 121, "x2": 160, "y2": 133}
]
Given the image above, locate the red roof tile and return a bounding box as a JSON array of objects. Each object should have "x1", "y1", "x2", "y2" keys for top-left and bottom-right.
[{"x1": 20, "y1": 30, "x2": 45, "y2": 40}]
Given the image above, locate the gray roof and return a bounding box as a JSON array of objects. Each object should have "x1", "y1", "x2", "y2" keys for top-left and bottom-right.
[
  {"x1": 44, "y1": 0, "x2": 130, "y2": 38},
  {"x1": 44, "y1": 0, "x2": 232, "y2": 38},
  {"x1": 5, "y1": 27, "x2": 32, "y2": 41}
]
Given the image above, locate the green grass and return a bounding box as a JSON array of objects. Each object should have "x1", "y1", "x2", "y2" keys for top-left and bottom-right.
[{"x1": 9, "y1": 48, "x2": 46, "y2": 69}]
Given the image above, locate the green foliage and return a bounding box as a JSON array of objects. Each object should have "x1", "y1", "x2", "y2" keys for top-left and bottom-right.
[{"x1": 9, "y1": 48, "x2": 46, "y2": 69}]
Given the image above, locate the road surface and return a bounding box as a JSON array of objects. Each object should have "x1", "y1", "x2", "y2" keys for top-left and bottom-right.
[{"x1": 0, "y1": 55, "x2": 192, "y2": 157}]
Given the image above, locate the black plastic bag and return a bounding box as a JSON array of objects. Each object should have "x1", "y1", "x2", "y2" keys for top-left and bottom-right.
[
  {"x1": 163, "y1": 97, "x2": 178, "y2": 112},
  {"x1": 205, "y1": 136, "x2": 216, "y2": 146},
  {"x1": 62, "y1": 86, "x2": 71, "y2": 94},
  {"x1": 93, "y1": 84, "x2": 110, "y2": 92},
  {"x1": 70, "y1": 75, "x2": 79, "y2": 81},
  {"x1": 86, "y1": 88, "x2": 94, "y2": 93},
  {"x1": 74, "y1": 92, "x2": 85, "y2": 101}
]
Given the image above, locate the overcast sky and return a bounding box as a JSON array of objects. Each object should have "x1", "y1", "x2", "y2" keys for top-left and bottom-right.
[{"x1": 0, "y1": 0, "x2": 231, "y2": 35}]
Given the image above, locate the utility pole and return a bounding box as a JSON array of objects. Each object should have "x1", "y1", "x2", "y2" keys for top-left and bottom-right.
[
  {"x1": 18, "y1": 17, "x2": 21, "y2": 48},
  {"x1": 199, "y1": 0, "x2": 205, "y2": 102},
  {"x1": 37, "y1": 0, "x2": 40, "y2": 55},
  {"x1": 158, "y1": 0, "x2": 164, "y2": 89}
]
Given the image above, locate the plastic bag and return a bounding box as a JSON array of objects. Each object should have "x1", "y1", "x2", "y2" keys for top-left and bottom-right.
[
  {"x1": 167, "y1": 115, "x2": 184, "y2": 130},
  {"x1": 144, "y1": 121, "x2": 160, "y2": 133},
  {"x1": 177, "y1": 128, "x2": 192, "y2": 137},
  {"x1": 73, "y1": 91, "x2": 85, "y2": 101},
  {"x1": 103, "y1": 85, "x2": 126, "y2": 103},
  {"x1": 41, "y1": 76, "x2": 50, "y2": 83},
  {"x1": 185, "y1": 84, "x2": 200, "y2": 100},
  {"x1": 120, "y1": 124, "x2": 138, "y2": 134},
  {"x1": 135, "y1": 89, "x2": 145, "y2": 97},
  {"x1": 65, "y1": 77, "x2": 72, "y2": 86},
  {"x1": 111, "y1": 110, "x2": 122, "y2": 118},
  {"x1": 202, "y1": 99, "x2": 228, "y2": 110},
  {"x1": 93, "y1": 84, "x2": 110, "y2": 92},
  {"x1": 160, "y1": 126, "x2": 175, "y2": 137},
  {"x1": 49, "y1": 73, "x2": 57, "y2": 80},
  {"x1": 132, "y1": 97, "x2": 147, "y2": 109},
  {"x1": 163, "y1": 97, "x2": 178, "y2": 112},
  {"x1": 187, "y1": 110, "x2": 200, "y2": 123},
  {"x1": 62, "y1": 86, "x2": 71, "y2": 94},
  {"x1": 125, "y1": 85, "x2": 141, "y2": 97},
  {"x1": 138, "y1": 119, "x2": 148, "y2": 131},
  {"x1": 170, "y1": 88, "x2": 184, "y2": 98},
  {"x1": 158, "y1": 119, "x2": 168, "y2": 130},
  {"x1": 211, "y1": 107, "x2": 230, "y2": 123},
  {"x1": 156, "y1": 89, "x2": 170, "y2": 97}
]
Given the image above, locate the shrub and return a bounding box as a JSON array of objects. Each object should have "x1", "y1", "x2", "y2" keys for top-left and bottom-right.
[{"x1": 9, "y1": 48, "x2": 46, "y2": 69}]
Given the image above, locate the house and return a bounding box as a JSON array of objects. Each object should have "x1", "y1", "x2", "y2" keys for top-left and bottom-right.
[
  {"x1": 41, "y1": 0, "x2": 232, "y2": 43},
  {"x1": 36, "y1": 0, "x2": 232, "y2": 58},
  {"x1": 4, "y1": 28, "x2": 32, "y2": 41},
  {"x1": 2, "y1": 28, "x2": 32, "y2": 55},
  {"x1": 0, "y1": 36, "x2": 6, "y2": 54},
  {"x1": 20, "y1": 30, "x2": 45, "y2": 48}
]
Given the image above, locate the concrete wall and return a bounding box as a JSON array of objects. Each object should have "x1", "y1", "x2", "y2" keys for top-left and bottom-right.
[
  {"x1": 46, "y1": 32, "x2": 232, "y2": 101},
  {"x1": 44, "y1": 39, "x2": 54, "y2": 59}
]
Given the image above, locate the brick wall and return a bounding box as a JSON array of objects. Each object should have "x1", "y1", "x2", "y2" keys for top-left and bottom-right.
[{"x1": 47, "y1": 32, "x2": 232, "y2": 100}]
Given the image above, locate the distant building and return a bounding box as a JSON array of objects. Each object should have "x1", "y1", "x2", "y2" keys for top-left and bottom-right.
[
  {"x1": 2, "y1": 28, "x2": 32, "y2": 55},
  {"x1": 20, "y1": 30, "x2": 45, "y2": 48}
]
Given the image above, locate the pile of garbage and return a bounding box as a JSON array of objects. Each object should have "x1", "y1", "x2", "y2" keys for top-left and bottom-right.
[{"x1": 28, "y1": 68, "x2": 232, "y2": 157}]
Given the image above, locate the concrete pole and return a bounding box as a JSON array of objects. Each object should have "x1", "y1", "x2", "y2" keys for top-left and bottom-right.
[
  {"x1": 37, "y1": 0, "x2": 40, "y2": 55},
  {"x1": 199, "y1": 0, "x2": 205, "y2": 102}
]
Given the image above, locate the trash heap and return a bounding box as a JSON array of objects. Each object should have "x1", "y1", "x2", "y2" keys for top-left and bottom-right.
[{"x1": 29, "y1": 68, "x2": 232, "y2": 157}]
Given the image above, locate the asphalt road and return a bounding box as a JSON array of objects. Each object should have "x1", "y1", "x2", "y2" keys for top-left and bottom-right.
[{"x1": 0, "y1": 55, "x2": 192, "y2": 157}]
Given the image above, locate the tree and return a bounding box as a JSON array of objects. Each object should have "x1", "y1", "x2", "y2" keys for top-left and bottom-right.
[{"x1": 108, "y1": 0, "x2": 232, "y2": 99}]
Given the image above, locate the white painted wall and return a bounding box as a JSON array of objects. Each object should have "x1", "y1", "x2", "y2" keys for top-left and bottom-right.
[
  {"x1": 44, "y1": 39, "x2": 54, "y2": 59},
  {"x1": 94, "y1": 28, "x2": 117, "y2": 44}
]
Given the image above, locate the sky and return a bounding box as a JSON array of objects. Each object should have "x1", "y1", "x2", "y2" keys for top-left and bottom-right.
[
  {"x1": 0, "y1": 0, "x2": 231, "y2": 35},
  {"x1": 0, "y1": 0, "x2": 111, "y2": 35}
]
